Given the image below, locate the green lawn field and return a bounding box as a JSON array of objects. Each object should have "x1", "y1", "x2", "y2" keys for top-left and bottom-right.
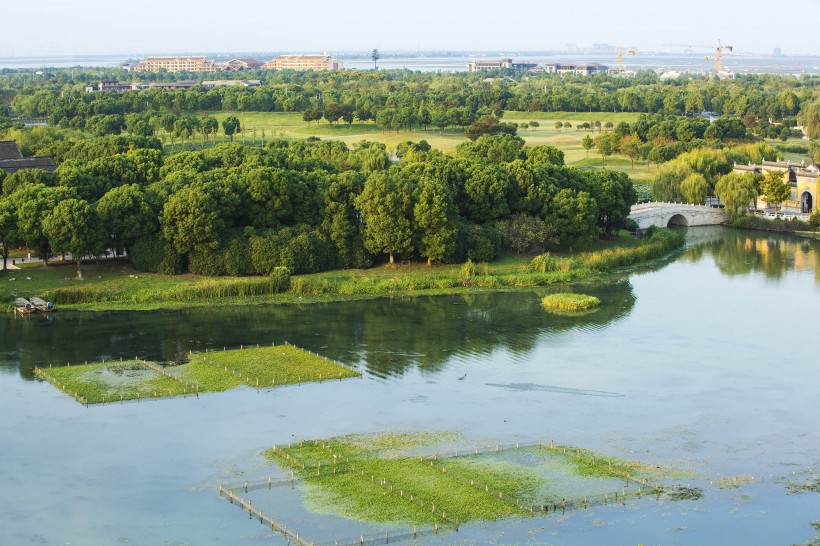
[{"x1": 161, "y1": 110, "x2": 657, "y2": 178}]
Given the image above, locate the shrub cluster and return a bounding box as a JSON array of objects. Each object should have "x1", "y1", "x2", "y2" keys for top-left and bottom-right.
[{"x1": 542, "y1": 293, "x2": 601, "y2": 311}]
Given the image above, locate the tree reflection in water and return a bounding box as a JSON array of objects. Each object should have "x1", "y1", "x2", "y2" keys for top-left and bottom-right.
[{"x1": 1, "y1": 282, "x2": 636, "y2": 380}]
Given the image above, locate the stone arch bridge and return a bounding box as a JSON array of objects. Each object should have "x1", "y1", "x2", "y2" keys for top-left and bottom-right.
[{"x1": 629, "y1": 202, "x2": 727, "y2": 229}]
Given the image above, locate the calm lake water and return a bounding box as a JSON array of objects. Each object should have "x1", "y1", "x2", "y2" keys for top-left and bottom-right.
[{"x1": 1, "y1": 226, "x2": 819, "y2": 545}]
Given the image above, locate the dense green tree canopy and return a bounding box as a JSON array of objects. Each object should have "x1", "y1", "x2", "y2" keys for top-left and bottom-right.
[
  {"x1": 42, "y1": 198, "x2": 105, "y2": 278},
  {"x1": 355, "y1": 171, "x2": 415, "y2": 264},
  {"x1": 161, "y1": 185, "x2": 225, "y2": 254},
  {"x1": 0, "y1": 130, "x2": 643, "y2": 276},
  {"x1": 96, "y1": 184, "x2": 156, "y2": 253},
  {"x1": 414, "y1": 176, "x2": 458, "y2": 265}
]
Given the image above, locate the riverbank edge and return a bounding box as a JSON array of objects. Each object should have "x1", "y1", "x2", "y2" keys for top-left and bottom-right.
[{"x1": 2, "y1": 230, "x2": 686, "y2": 313}]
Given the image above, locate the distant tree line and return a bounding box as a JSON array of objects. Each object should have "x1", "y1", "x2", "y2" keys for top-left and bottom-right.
[{"x1": 3, "y1": 70, "x2": 814, "y2": 131}]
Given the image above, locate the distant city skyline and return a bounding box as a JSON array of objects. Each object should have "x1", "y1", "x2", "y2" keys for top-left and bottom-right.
[{"x1": 2, "y1": 0, "x2": 819, "y2": 58}]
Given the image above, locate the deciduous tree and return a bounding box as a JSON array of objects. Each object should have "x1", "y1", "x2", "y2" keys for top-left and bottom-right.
[
  {"x1": 0, "y1": 198, "x2": 18, "y2": 270},
  {"x1": 547, "y1": 188, "x2": 598, "y2": 252},
  {"x1": 222, "y1": 116, "x2": 241, "y2": 142},
  {"x1": 9, "y1": 184, "x2": 75, "y2": 265},
  {"x1": 594, "y1": 133, "x2": 615, "y2": 165},
  {"x1": 581, "y1": 135, "x2": 594, "y2": 158},
  {"x1": 761, "y1": 170, "x2": 791, "y2": 211},
  {"x1": 414, "y1": 176, "x2": 458, "y2": 265},
  {"x1": 96, "y1": 184, "x2": 155, "y2": 254},
  {"x1": 161, "y1": 185, "x2": 225, "y2": 254},
  {"x1": 355, "y1": 172, "x2": 414, "y2": 264},
  {"x1": 42, "y1": 198, "x2": 105, "y2": 278}
]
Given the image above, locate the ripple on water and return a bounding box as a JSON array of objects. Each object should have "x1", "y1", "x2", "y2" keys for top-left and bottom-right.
[{"x1": 485, "y1": 383, "x2": 625, "y2": 398}]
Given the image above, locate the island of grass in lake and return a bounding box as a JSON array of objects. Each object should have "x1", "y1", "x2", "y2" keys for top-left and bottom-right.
[{"x1": 35, "y1": 344, "x2": 360, "y2": 405}]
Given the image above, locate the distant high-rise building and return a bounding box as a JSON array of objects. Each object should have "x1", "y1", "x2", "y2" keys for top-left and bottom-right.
[{"x1": 773, "y1": 47, "x2": 782, "y2": 57}]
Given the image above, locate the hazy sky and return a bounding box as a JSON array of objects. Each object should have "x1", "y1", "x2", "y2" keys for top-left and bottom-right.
[{"x1": 2, "y1": 0, "x2": 819, "y2": 57}]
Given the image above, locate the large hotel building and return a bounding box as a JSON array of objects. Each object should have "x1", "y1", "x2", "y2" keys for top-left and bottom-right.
[
  {"x1": 262, "y1": 54, "x2": 343, "y2": 71},
  {"x1": 135, "y1": 56, "x2": 217, "y2": 73},
  {"x1": 134, "y1": 54, "x2": 342, "y2": 73}
]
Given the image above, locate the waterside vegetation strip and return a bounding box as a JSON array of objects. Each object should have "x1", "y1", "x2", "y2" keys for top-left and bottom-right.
[
  {"x1": 5, "y1": 229, "x2": 684, "y2": 312},
  {"x1": 34, "y1": 344, "x2": 360, "y2": 405}
]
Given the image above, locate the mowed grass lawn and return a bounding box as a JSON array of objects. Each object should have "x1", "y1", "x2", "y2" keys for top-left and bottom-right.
[{"x1": 194, "y1": 110, "x2": 656, "y2": 177}]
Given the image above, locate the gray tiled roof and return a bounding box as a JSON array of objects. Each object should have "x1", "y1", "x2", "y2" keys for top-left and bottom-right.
[
  {"x1": 0, "y1": 157, "x2": 58, "y2": 173},
  {"x1": 0, "y1": 141, "x2": 23, "y2": 160}
]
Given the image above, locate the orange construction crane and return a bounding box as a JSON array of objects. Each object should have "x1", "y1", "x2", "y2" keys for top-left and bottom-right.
[
  {"x1": 664, "y1": 39, "x2": 735, "y2": 77},
  {"x1": 616, "y1": 47, "x2": 636, "y2": 73},
  {"x1": 703, "y1": 39, "x2": 733, "y2": 76}
]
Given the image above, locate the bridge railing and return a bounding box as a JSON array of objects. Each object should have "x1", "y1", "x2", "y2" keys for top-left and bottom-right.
[
  {"x1": 631, "y1": 201, "x2": 723, "y2": 212},
  {"x1": 751, "y1": 210, "x2": 810, "y2": 221}
]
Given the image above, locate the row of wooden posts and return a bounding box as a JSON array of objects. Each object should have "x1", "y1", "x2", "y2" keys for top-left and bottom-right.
[
  {"x1": 223, "y1": 440, "x2": 684, "y2": 546},
  {"x1": 202, "y1": 341, "x2": 360, "y2": 390},
  {"x1": 33, "y1": 367, "x2": 89, "y2": 406},
  {"x1": 220, "y1": 483, "x2": 435, "y2": 546},
  {"x1": 34, "y1": 340, "x2": 361, "y2": 406},
  {"x1": 139, "y1": 359, "x2": 200, "y2": 394},
  {"x1": 33, "y1": 356, "x2": 195, "y2": 407},
  {"x1": 272, "y1": 444, "x2": 459, "y2": 529},
  {"x1": 424, "y1": 439, "x2": 659, "y2": 491},
  {"x1": 219, "y1": 485, "x2": 311, "y2": 546},
  {"x1": 269, "y1": 440, "x2": 664, "y2": 522}
]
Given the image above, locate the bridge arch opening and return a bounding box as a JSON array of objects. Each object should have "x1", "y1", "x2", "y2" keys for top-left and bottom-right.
[
  {"x1": 801, "y1": 192, "x2": 813, "y2": 214},
  {"x1": 667, "y1": 214, "x2": 689, "y2": 227}
]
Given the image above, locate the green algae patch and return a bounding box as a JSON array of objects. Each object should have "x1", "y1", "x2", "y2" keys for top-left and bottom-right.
[
  {"x1": 665, "y1": 485, "x2": 704, "y2": 501},
  {"x1": 784, "y1": 477, "x2": 820, "y2": 494},
  {"x1": 715, "y1": 475, "x2": 756, "y2": 490},
  {"x1": 35, "y1": 344, "x2": 360, "y2": 405},
  {"x1": 35, "y1": 360, "x2": 191, "y2": 404},
  {"x1": 264, "y1": 439, "x2": 535, "y2": 526},
  {"x1": 188, "y1": 344, "x2": 360, "y2": 388},
  {"x1": 260, "y1": 435, "x2": 686, "y2": 528},
  {"x1": 542, "y1": 293, "x2": 601, "y2": 312}
]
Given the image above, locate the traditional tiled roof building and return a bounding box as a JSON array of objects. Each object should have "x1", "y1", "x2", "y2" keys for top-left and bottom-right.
[
  {"x1": 221, "y1": 58, "x2": 264, "y2": 71},
  {"x1": 0, "y1": 141, "x2": 58, "y2": 174},
  {"x1": 0, "y1": 141, "x2": 23, "y2": 161}
]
